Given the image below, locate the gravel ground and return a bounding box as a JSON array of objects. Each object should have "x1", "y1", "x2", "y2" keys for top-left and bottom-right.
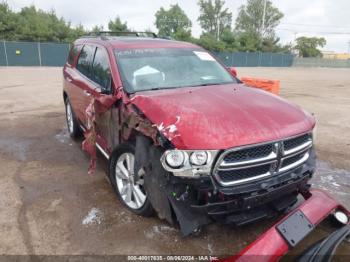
[{"x1": 0, "y1": 67, "x2": 349, "y2": 258}]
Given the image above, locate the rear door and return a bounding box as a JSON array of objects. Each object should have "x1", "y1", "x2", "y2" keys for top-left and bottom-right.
[{"x1": 63, "y1": 44, "x2": 83, "y2": 120}]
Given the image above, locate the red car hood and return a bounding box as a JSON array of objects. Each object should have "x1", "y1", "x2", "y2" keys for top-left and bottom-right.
[{"x1": 131, "y1": 83, "x2": 315, "y2": 150}]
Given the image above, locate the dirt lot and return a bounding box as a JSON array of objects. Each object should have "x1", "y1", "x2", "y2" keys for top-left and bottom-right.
[{"x1": 0, "y1": 67, "x2": 349, "y2": 257}]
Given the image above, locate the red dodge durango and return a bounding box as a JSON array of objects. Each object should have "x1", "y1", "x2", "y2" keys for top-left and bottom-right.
[{"x1": 63, "y1": 32, "x2": 316, "y2": 236}]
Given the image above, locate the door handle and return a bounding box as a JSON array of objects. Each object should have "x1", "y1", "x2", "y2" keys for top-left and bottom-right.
[{"x1": 84, "y1": 90, "x2": 92, "y2": 97}]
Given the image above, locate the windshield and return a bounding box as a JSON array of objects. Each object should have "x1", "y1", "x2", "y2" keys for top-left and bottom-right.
[{"x1": 114, "y1": 48, "x2": 237, "y2": 93}]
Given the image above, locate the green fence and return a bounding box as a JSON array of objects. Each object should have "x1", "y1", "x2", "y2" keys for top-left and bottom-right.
[
  {"x1": 1, "y1": 40, "x2": 349, "y2": 68},
  {"x1": 215, "y1": 51, "x2": 293, "y2": 67},
  {"x1": 0, "y1": 40, "x2": 70, "y2": 67},
  {"x1": 293, "y1": 57, "x2": 350, "y2": 68}
]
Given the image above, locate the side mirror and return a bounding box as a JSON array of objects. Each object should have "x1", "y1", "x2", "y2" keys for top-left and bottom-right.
[{"x1": 228, "y1": 67, "x2": 237, "y2": 77}]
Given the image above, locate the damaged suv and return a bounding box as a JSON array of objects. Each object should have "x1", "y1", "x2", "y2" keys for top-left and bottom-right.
[{"x1": 63, "y1": 32, "x2": 316, "y2": 236}]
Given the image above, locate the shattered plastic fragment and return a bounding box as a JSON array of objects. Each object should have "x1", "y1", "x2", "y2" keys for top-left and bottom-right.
[{"x1": 82, "y1": 98, "x2": 97, "y2": 175}]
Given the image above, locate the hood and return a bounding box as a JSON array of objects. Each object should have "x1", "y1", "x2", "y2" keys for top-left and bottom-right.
[{"x1": 130, "y1": 83, "x2": 315, "y2": 150}]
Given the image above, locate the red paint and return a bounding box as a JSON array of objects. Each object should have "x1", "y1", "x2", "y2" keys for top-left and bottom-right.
[
  {"x1": 219, "y1": 189, "x2": 349, "y2": 262},
  {"x1": 131, "y1": 84, "x2": 315, "y2": 150}
]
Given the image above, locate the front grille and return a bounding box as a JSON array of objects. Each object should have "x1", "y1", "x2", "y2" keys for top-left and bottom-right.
[
  {"x1": 224, "y1": 144, "x2": 273, "y2": 163},
  {"x1": 281, "y1": 152, "x2": 305, "y2": 168},
  {"x1": 214, "y1": 133, "x2": 312, "y2": 186},
  {"x1": 218, "y1": 164, "x2": 271, "y2": 183},
  {"x1": 283, "y1": 134, "x2": 310, "y2": 151}
]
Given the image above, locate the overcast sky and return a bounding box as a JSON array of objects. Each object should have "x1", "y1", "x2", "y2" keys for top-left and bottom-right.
[{"x1": 7, "y1": 0, "x2": 350, "y2": 53}]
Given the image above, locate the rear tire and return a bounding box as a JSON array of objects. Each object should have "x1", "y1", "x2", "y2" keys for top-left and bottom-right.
[
  {"x1": 109, "y1": 143, "x2": 154, "y2": 216},
  {"x1": 65, "y1": 98, "x2": 82, "y2": 138}
]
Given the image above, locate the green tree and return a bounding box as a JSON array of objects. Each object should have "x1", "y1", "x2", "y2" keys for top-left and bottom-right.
[
  {"x1": 235, "y1": 0, "x2": 283, "y2": 39},
  {"x1": 197, "y1": 0, "x2": 232, "y2": 40},
  {"x1": 91, "y1": 25, "x2": 104, "y2": 34},
  {"x1": 155, "y1": 4, "x2": 192, "y2": 40},
  {"x1": 295, "y1": 36, "x2": 326, "y2": 57},
  {"x1": 0, "y1": 1, "x2": 18, "y2": 40},
  {"x1": 108, "y1": 16, "x2": 129, "y2": 32},
  {"x1": 194, "y1": 33, "x2": 226, "y2": 51}
]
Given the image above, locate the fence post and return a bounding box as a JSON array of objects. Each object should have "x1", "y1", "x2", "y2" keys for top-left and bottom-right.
[
  {"x1": 3, "y1": 40, "x2": 9, "y2": 66},
  {"x1": 270, "y1": 53, "x2": 273, "y2": 66},
  {"x1": 38, "y1": 42, "x2": 42, "y2": 66}
]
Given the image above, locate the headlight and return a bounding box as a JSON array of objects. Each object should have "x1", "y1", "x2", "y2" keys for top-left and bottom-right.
[
  {"x1": 161, "y1": 150, "x2": 218, "y2": 178},
  {"x1": 190, "y1": 151, "x2": 207, "y2": 166},
  {"x1": 165, "y1": 150, "x2": 185, "y2": 168}
]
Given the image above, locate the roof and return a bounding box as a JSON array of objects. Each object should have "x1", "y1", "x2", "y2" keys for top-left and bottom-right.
[{"x1": 75, "y1": 36, "x2": 200, "y2": 50}]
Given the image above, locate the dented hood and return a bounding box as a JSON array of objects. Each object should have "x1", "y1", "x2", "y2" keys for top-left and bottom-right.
[{"x1": 131, "y1": 83, "x2": 315, "y2": 150}]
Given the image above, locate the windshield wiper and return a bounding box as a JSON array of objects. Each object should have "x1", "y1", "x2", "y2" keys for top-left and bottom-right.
[{"x1": 188, "y1": 82, "x2": 231, "y2": 87}]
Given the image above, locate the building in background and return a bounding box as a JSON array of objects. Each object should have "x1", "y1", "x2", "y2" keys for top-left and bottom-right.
[{"x1": 322, "y1": 51, "x2": 350, "y2": 60}]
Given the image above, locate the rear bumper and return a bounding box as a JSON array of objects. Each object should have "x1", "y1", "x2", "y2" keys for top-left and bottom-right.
[{"x1": 219, "y1": 189, "x2": 350, "y2": 262}]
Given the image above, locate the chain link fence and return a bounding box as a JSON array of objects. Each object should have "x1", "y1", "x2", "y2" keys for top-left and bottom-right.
[
  {"x1": 293, "y1": 57, "x2": 350, "y2": 68},
  {"x1": 215, "y1": 51, "x2": 294, "y2": 67},
  {"x1": 0, "y1": 40, "x2": 70, "y2": 67},
  {"x1": 1, "y1": 40, "x2": 350, "y2": 68}
]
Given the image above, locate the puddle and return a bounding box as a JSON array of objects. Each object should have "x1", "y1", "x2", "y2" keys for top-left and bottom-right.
[{"x1": 312, "y1": 160, "x2": 350, "y2": 207}]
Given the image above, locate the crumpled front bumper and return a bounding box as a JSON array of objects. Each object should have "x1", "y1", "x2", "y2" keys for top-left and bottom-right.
[
  {"x1": 190, "y1": 148, "x2": 316, "y2": 226},
  {"x1": 219, "y1": 189, "x2": 350, "y2": 262},
  {"x1": 166, "y1": 148, "x2": 316, "y2": 236}
]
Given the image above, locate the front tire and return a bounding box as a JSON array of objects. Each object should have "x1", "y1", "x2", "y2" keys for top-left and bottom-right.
[
  {"x1": 109, "y1": 143, "x2": 154, "y2": 216},
  {"x1": 65, "y1": 98, "x2": 82, "y2": 138}
]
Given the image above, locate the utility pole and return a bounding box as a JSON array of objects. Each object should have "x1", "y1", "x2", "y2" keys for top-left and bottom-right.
[
  {"x1": 217, "y1": 17, "x2": 220, "y2": 41},
  {"x1": 261, "y1": 0, "x2": 267, "y2": 38}
]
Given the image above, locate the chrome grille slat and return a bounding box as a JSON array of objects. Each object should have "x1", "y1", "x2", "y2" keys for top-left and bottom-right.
[
  {"x1": 280, "y1": 152, "x2": 309, "y2": 172},
  {"x1": 220, "y1": 151, "x2": 277, "y2": 168},
  {"x1": 214, "y1": 133, "x2": 312, "y2": 186},
  {"x1": 283, "y1": 140, "x2": 312, "y2": 155}
]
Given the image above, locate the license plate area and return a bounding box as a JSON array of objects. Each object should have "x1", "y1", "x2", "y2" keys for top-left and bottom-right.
[{"x1": 276, "y1": 210, "x2": 314, "y2": 247}]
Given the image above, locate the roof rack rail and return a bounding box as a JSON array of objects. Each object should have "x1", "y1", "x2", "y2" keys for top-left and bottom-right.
[{"x1": 85, "y1": 31, "x2": 158, "y2": 39}]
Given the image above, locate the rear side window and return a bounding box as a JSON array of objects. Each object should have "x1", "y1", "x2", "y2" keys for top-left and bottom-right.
[
  {"x1": 67, "y1": 44, "x2": 81, "y2": 65},
  {"x1": 91, "y1": 47, "x2": 111, "y2": 92},
  {"x1": 76, "y1": 45, "x2": 96, "y2": 77}
]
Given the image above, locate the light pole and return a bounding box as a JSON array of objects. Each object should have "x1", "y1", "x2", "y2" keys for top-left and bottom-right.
[{"x1": 261, "y1": 0, "x2": 267, "y2": 38}]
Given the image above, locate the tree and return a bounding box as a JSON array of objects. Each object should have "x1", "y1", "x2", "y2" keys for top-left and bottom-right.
[
  {"x1": 198, "y1": 0, "x2": 232, "y2": 40},
  {"x1": 108, "y1": 16, "x2": 129, "y2": 32},
  {"x1": 0, "y1": 2, "x2": 83, "y2": 42},
  {"x1": 0, "y1": 2, "x2": 18, "y2": 40},
  {"x1": 194, "y1": 33, "x2": 226, "y2": 51},
  {"x1": 155, "y1": 4, "x2": 192, "y2": 40},
  {"x1": 91, "y1": 25, "x2": 104, "y2": 34},
  {"x1": 235, "y1": 0, "x2": 283, "y2": 39},
  {"x1": 294, "y1": 37, "x2": 326, "y2": 57}
]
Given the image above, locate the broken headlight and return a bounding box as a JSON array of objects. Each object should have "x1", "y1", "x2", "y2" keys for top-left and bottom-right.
[
  {"x1": 190, "y1": 151, "x2": 207, "y2": 166},
  {"x1": 165, "y1": 150, "x2": 185, "y2": 168},
  {"x1": 161, "y1": 150, "x2": 218, "y2": 178}
]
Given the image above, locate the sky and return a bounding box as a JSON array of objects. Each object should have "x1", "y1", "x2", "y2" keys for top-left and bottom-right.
[{"x1": 6, "y1": 0, "x2": 350, "y2": 53}]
